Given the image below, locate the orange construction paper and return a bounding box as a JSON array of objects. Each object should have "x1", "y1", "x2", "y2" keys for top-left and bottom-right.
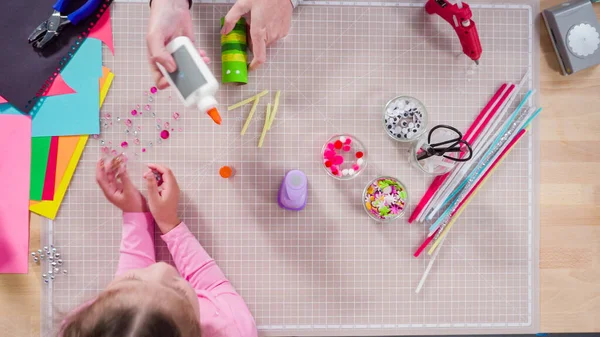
[{"x1": 89, "y1": 7, "x2": 114, "y2": 55}]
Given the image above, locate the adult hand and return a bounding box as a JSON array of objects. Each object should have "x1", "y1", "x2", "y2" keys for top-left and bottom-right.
[
  {"x1": 96, "y1": 157, "x2": 149, "y2": 213},
  {"x1": 144, "y1": 164, "x2": 181, "y2": 234},
  {"x1": 221, "y1": 0, "x2": 293, "y2": 71},
  {"x1": 146, "y1": 0, "x2": 197, "y2": 89}
]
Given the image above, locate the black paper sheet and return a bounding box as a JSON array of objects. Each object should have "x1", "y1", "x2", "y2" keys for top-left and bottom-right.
[{"x1": 0, "y1": 0, "x2": 113, "y2": 113}]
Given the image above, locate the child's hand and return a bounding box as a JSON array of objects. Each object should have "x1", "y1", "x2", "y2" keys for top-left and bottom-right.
[
  {"x1": 96, "y1": 158, "x2": 149, "y2": 213},
  {"x1": 144, "y1": 164, "x2": 181, "y2": 234}
]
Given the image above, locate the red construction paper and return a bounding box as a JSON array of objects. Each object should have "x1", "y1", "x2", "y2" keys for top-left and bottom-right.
[
  {"x1": 42, "y1": 136, "x2": 59, "y2": 200},
  {"x1": 89, "y1": 7, "x2": 114, "y2": 55}
]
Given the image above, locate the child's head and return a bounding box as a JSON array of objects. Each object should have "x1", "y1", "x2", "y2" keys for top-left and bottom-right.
[{"x1": 62, "y1": 262, "x2": 201, "y2": 337}]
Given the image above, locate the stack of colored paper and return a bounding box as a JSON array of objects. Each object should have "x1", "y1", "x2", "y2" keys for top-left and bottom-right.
[{"x1": 0, "y1": 9, "x2": 114, "y2": 274}]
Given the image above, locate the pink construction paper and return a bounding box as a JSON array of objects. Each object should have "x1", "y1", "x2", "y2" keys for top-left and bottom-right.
[
  {"x1": 42, "y1": 136, "x2": 59, "y2": 201},
  {"x1": 0, "y1": 74, "x2": 76, "y2": 104},
  {"x1": 89, "y1": 7, "x2": 114, "y2": 55},
  {"x1": 0, "y1": 114, "x2": 32, "y2": 274}
]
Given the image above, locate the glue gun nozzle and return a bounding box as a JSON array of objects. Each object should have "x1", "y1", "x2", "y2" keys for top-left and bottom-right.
[{"x1": 474, "y1": 59, "x2": 480, "y2": 66}]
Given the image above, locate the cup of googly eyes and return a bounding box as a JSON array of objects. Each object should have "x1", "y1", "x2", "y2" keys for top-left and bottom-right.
[{"x1": 383, "y1": 96, "x2": 428, "y2": 142}]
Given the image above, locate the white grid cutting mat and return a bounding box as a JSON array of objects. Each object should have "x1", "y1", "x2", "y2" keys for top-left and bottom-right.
[{"x1": 42, "y1": 1, "x2": 540, "y2": 335}]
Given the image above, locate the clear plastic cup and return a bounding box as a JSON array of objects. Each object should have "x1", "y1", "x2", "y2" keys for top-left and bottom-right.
[
  {"x1": 362, "y1": 176, "x2": 409, "y2": 222},
  {"x1": 321, "y1": 134, "x2": 367, "y2": 180},
  {"x1": 409, "y1": 138, "x2": 458, "y2": 175},
  {"x1": 383, "y1": 96, "x2": 428, "y2": 143}
]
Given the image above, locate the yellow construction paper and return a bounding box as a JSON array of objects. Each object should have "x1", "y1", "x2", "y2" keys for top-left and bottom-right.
[
  {"x1": 99, "y1": 71, "x2": 114, "y2": 106},
  {"x1": 29, "y1": 136, "x2": 88, "y2": 219}
]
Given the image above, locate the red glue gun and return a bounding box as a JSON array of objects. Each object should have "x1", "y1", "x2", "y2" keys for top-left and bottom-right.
[{"x1": 425, "y1": 0, "x2": 483, "y2": 64}]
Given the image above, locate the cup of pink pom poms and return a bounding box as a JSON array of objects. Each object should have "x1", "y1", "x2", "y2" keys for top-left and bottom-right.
[{"x1": 321, "y1": 134, "x2": 367, "y2": 180}]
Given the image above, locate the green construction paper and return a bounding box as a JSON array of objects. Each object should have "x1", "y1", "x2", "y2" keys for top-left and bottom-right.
[
  {"x1": 221, "y1": 17, "x2": 248, "y2": 85},
  {"x1": 30, "y1": 137, "x2": 52, "y2": 201}
]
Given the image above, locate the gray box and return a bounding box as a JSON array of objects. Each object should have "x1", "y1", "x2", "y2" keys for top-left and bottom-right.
[{"x1": 542, "y1": 0, "x2": 600, "y2": 75}]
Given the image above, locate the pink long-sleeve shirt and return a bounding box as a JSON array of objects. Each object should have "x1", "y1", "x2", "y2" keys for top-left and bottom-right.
[{"x1": 118, "y1": 212, "x2": 258, "y2": 337}]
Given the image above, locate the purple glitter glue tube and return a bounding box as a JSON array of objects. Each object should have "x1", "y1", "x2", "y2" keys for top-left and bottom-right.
[{"x1": 278, "y1": 170, "x2": 308, "y2": 211}]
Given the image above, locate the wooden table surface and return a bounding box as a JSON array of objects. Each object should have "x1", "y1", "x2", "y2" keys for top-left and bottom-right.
[{"x1": 1, "y1": 1, "x2": 599, "y2": 336}]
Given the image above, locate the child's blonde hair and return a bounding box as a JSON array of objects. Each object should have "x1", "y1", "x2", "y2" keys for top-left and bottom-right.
[{"x1": 60, "y1": 288, "x2": 201, "y2": 337}]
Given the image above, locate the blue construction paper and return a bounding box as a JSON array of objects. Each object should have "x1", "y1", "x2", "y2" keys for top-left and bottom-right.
[{"x1": 0, "y1": 38, "x2": 102, "y2": 137}]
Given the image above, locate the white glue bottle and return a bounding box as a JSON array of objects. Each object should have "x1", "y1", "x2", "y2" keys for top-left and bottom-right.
[{"x1": 157, "y1": 36, "x2": 222, "y2": 125}]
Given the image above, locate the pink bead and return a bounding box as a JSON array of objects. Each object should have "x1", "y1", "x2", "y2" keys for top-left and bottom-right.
[
  {"x1": 131, "y1": 109, "x2": 138, "y2": 116},
  {"x1": 332, "y1": 155, "x2": 344, "y2": 165},
  {"x1": 142, "y1": 148, "x2": 146, "y2": 153},
  {"x1": 327, "y1": 143, "x2": 335, "y2": 150},
  {"x1": 160, "y1": 130, "x2": 170, "y2": 139},
  {"x1": 342, "y1": 145, "x2": 351, "y2": 152},
  {"x1": 352, "y1": 164, "x2": 360, "y2": 171},
  {"x1": 331, "y1": 166, "x2": 339, "y2": 175},
  {"x1": 150, "y1": 86, "x2": 158, "y2": 94},
  {"x1": 324, "y1": 149, "x2": 336, "y2": 159},
  {"x1": 121, "y1": 141, "x2": 128, "y2": 148},
  {"x1": 344, "y1": 137, "x2": 352, "y2": 145}
]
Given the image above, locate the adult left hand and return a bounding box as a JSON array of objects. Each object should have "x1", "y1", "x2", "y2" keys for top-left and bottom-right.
[{"x1": 221, "y1": 0, "x2": 293, "y2": 71}]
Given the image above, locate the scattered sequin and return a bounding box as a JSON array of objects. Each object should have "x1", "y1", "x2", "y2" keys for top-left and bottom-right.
[
  {"x1": 134, "y1": 138, "x2": 141, "y2": 145},
  {"x1": 136, "y1": 126, "x2": 141, "y2": 131},
  {"x1": 125, "y1": 119, "x2": 133, "y2": 127},
  {"x1": 148, "y1": 141, "x2": 153, "y2": 147},
  {"x1": 178, "y1": 128, "x2": 182, "y2": 132},
  {"x1": 111, "y1": 149, "x2": 118, "y2": 156},
  {"x1": 363, "y1": 177, "x2": 407, "y2": 221},
  {"x1": 121, "y1": 141, "x2": 128, "y2": 148},
  {"x1": 150, "y1": 86, "x2": 158, "y2": 94},
  {"x1": 136, "y1": 105, "x2": 140, "y2": 109},
  {"x1": 164, "y1": 122, "x2": 170, "y2": 129},
  {"x1": 104, "y1": 113, "x2": 111, "y2": 120},
  {"x1": 142, "y1": 148, "x2": 146, "y2": 152},
  {"x1": 148, "y1": 96, "x2": 154, "y2": 102},
  {"x1": 144, "y1": 104, "x2": 151, "y2": 111},
  {"x1": 117, "y1": 117, "x2": 121, "y2": 122},
  {"x1": 156, "y1": 124, "x2": 161, "y2": 130},
  {"x1": 100, "y1": 140, "x2": 105, "y2": 145},
  {"x1": 92, "y1": 134, "x2": 100, "y2": 139},
  {"x1": 160, "y1": 130, "x2": 170, "y2": 139},
  {"x1": 131, "y1": 109, "x2": 138, "y2": 116},
  {"x1": 143, "y1": 91, "x2": 148, "y2": 96},
  {"x1": 173, "y1": 112, "x2": 180, "y2": 120},
  {"x1": 101, "y1": 146, "x2": 110, "y2": 154}
]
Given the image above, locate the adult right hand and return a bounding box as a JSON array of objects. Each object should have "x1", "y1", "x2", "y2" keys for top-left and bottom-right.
[
  {"x1": 144, "y1": 164, "x2": 181, "y2": 234},
  {"x1": 146, "y1": 0, "x2": 194, "y2": 89}
]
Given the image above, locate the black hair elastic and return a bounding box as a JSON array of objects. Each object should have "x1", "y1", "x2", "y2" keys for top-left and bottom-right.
[{"x1": 416, "y1": 124, "x2": 473, "y2": 162}]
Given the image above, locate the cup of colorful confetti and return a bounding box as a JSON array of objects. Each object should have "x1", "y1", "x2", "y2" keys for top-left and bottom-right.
[
  {"x1": 321, "y1": 134, "x2": 367, "y2": 180},
  {"x1": 383, "y1": 96, "x2": 428, "y2": 142},
  {"x1": 363, "y1": 176, "x2": 408, "y2": 222}
]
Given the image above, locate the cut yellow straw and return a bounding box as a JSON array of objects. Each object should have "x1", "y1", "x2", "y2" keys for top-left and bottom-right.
[
  {"x1": 240, "y1": 97, "x2": 260, "y2": 136},
  {"x1": 267, "y1": 90, "x2": 281, "y2": 130},
  {"x1": 258, "y1": 103, "x2": 271, "y2": 148},
  {"x1": 228, "y1": 90, "x2": 269, "y2": 111}
]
